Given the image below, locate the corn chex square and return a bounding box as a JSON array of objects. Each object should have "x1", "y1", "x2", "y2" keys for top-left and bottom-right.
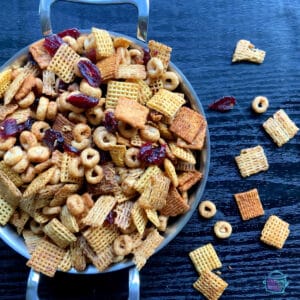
[
  {"x1": 148, "y1": 40, "x2": 172, "y2": 71},
  {"x1": 0, "y1": 170, "x2": 22, "y2": 207},
  {"x1": 235, "y1": 145, "x2": 269, "y2": 177},
  {"x1": 0, "y1": 196, "x2": 15, "y2": 226},
  {"x1": 189, "y1": 243, "x2": 222, "y2": 274},
  {"x1": 131, "y1": 202, "x2": 148, "y2": 235},
  {"x1": 169, "y1": 143, "x2": 196, "y2": 164},
  {"x1": 193, "y1": 270, "x2": 228, "y2": 300},
  {"x1": 134, "y1": 165, "x2": 163, "y2": 193},
  {"x1": 260, "y1": 215, "x2": 290, "y2": 249},
  {"x1": 0, "y1": 69, "x2": 12, "y2": 97},
  {"x1": 234, "y1": 188, "x2": 264, "y2": 221},
  {"x1": 23, "y1": 230, "x2": 43, "y2": 255},
  {"x1": 147, "y1": 89, "x2": 185, "y2": 118},
  {"x1": 47, "y1": 44, "x2": 80, "y2": 83},
  {"x1": 92, "y1": 27, "x2": 114, "y2": 58},
  {"x1": 263, "y1": 109, "x2": 299, "y2": 147}
]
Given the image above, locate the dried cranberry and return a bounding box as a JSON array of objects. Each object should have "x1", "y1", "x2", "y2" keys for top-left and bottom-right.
[
  {"x1": 77, "y1": 60, "x2": 101, "y2": 87},
  {"x1": 138, "y1": 143, "x2": 166, "y2": 166},
  {"x1": 42, "y1": 129, "x2": 64, "y2": 152},
  {"x1": 56, "y1": 79, "x2": 68, "y2": 93},
  {"x1": 98, "y1": 150, "x2": 112, "y2": 164},
  {"x1": 57, "y1": 28, "x2": 80, "y2": 39},
  {"x1": 143, "y1": 48, "x2": 151, "y2": 65},
  {"x1": 103, "y1": 111, "x2": 118, "y2": 133},
  {"x1": 0, "y1": 119, "x2": 18, "y2": 138},
  {"x1": 104, "y1": 210, "x2": 116, "y2": 226},
  {"x1": 66, "y1": 93, "x2": 99, "y2": 109},
  {"x1": 209, "y1": 96, "x2": 236, "y2": 112},
  {"x1": 18, "y1": 118, "x2": 35, "y2": 132},
  {"x1": 63, "y1": 143, "x2": 81, "y2": 155},
  {"x1": 84, "y1": 48, "x2": 97, "y2": 64},
  {"x1": 43, "y1": 34, "x2": 64, "y2": 56}
]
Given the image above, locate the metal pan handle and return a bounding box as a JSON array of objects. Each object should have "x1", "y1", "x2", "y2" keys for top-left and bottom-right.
[
  {"x1": 26, "y1": 267, "x2": 140, "y2": 300},
  {"x1": 39, "y1": 0, "x2": 149, "y2": 41}
]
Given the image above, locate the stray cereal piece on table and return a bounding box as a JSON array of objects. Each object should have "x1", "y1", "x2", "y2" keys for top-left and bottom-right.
[
  {"x1": 214, "y1": 221, "x2": 232, "y2": 239},
  {"x1": 252, "y1": 96, "x2": 269, "y2": 114},
  {"x1": 198, "y1": 200, "x2": 217, "y2": 219},
  {"x1": 235, "y1": 145, "x2": 269, "y2": 177},
  {"x1": 234, "y1": 188, "x2": 264, "y2": 221},
  {"x1": 263, "y1": 109, "x2": 299, "y2": 147},
  {"x1": 232, "y1": 39, "x2": 266, "y2": 64},
  {"x1": 193, "y1": 270, "x2": 228, "y2": 300},
  {"x1": 261, "y1": 215, "x2": 290, "y2": 249}
]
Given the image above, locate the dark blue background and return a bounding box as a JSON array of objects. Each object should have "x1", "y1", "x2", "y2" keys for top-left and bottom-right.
[{"x1": 0, "y1": 0, "x2": 299, "y2": 299}]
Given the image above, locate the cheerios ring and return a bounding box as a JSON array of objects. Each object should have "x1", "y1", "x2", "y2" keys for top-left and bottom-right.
[
  {"x1": 198, "y1": 200, "x2": 217, "y2": 219},
  {"x1": 214, "y1": 221, "x2": 232, "y2": 239},
  {"x1": 252, "y1": 96, "x2": 269, "y2": 114},
  {"x1": 162, "y1": 71, "x2": 180, "y2": 91},
  {"x1": 147, "y1": 57, "x2": 164, "y2": 78}
]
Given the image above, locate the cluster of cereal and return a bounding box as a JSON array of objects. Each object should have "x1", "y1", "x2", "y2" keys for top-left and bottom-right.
[{"x1": 0, "y1": 27, "x2": 207, "y2": 277}]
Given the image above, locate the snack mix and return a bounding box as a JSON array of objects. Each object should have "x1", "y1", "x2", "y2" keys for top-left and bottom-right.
[{"x1": 0, "y1": 27, "x2": 207, "y2": 277}]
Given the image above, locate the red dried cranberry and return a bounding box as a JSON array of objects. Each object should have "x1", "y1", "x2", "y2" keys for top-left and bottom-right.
[
  {"x1": 66, "y1": 93, "x2": 99, "y2": 109},
  {"x1": 138, "y1": 143, "x2": 166, "y2": 166},
  {"x1": 43, "y1": 34, "x2": 64, "y2": 56},
  {"x1": 56, "y1": 79, "x2": 68, "y2": 93},
  {"x1": 143, "y1": 48, "x2": 151, "y2": 65},
  {"x1": 0, "y1": 118, "x2": 18, "y2": 139},
  {"x1": 209, "y1": 96, "x2": 236, "y2": 112},
  {"x1": 98, "y1": 150, "x2": 112, "y2": 164},
  {"x1": 57, "y1": 28, "x2": 80, "y2": 39},
  {"x1": 18, "y1": 118, "x2": 35, "y2": 132},
  {"x1": 104, "y1": 211, "x2": 116, "y2": 226},
  {"x1": 103, "y1": 111, "x2": 118, "y2": 133},
  {"x1": 63, "y1": 143, "x2": 81, "y2": 155},
  {"x1": 42, "y1": 129, "x2": 64, "y2": 152},
  {"x1": 84, "y1": 48, "x2": 97, "y2": 64},
  {"x1": 77, "y1": 60, "x2": 101, "y2": 87}
]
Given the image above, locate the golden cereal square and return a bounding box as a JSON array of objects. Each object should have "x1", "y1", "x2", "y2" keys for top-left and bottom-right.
[
  {"x1": 0, "y1": 170, "x2": 22, "y2": 207},
  {"x1": 0, "y1": 160, "x2": 25, "y2": 187},
  {"x1": 147, "y1": 89, "x2": 185, "y2": 118},
  {"x1": 235, "y1": 145, "x2": 269, "y2": 177},
  {"x1": 114, "y1": 201, "x2": 134, "y2": 230},
  {"x1": 193, "y1": 270, "x2": 228, "y2": 300},
  {"x1": 131, "y1": 202, "x2": 148, "y2": 235},
  {"x1": 0, "y1": 196, "x2": 15, "y2": 226},
  {"x1": 92, "y1": 27, "x2": 114, "y2": 58},
  {"x1": 189, "y1": 243, "x2": 222, "y2": 274},
  {"x1": 234, "y1": 188, "x2": 264, "y2": 220},
  {"x1": 116, "y1": 64, "x2": 146, "y2": 80},
  {"x1": 115, "y1": 97, "x2": 149, "y2": 129},
  {"x1": 148, "y1": 40, "x2": 172, "y2": 70},
  {"x1": 261, "y1": 215, "x2": 290, "y2": 249},
  {"x1": 0, "y1": 69, "x2": 12, "y2": 97},
  {"x1": 0, "y1": 103, "x2": 18, "y2": 122},
  {"x1": 169, "y1": 143, "x2": 196, "y2": 164},
  {"x1": 134, "y1": 165, "x2": 163, "y2": 193}
]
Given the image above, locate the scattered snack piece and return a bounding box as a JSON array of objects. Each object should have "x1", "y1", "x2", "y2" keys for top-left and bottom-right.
[
  {"x1": 232, "y1": 39, "x2": 266, "y2": 64},
  {"x1": 193, "y1": 270, "x2": 228, "y2": 300},
  {"x1": 234, "y1": 188, "x2": 264, "y2": 221},
  {"x1": 0, "y1": 69, "x2": 12, "y2": 98},
  {"x1": 235, "y1": 145, "x2": 269, "y2": 177},
  {"x1": 214, "y1": 221, "x2": 232, "y2": 239},
  {"x1": 263, "y1": 109, "x2": 299, "y2": 147},
  {"x1": 252, "y1": 96, "x2": 269, "y2": 114},
  {"x1": 260, "y1": 215, "x2": 290, "y2": 249},
  {"x1": 208, "y1": 96, "x2": 236, "y2": 112},
  {"x1": 199, "y1": 200, "x2": 217, "y2": 219},
  {"x1": 189, "y1": 243, "x2": 222, "y2": 274}
]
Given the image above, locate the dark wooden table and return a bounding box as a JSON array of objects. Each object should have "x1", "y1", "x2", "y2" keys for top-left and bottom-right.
[{"x1": 0, "y1": 0, "x2": 299, "y2": 299}]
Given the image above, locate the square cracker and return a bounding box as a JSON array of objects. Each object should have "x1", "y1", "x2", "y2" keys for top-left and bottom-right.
[
  {"x1": 0, "y1": 196, "x2": 15, "y2": 226},
  {"x1": 29, "y1": 39, "x2": 52, "y2": 69},
  {"x1": 148, "y1": 40, "x2": 172, "y2": 71},
  {"x1": 261, "y1": 215, "x2": 290, "y2": 249},
  {"x1": 170, "y1": 107, "x2": 206, "y2": 143},
  {"x1": 189, "y1": 243, "x2": 222, "y2": 275},
  {"x1": 234, "y1": 188, "x2": 264, "y2": 220},
  {"x1": 193, "y1": 270, "x2": 228, "y2": 300},
  {"x1": 92, "y1": 27, "x2": 114, "y2": 58},
  {"x1": 0, "y1": 170, "x2": 22, "y2": 207},
  {"x1": 115, "y1": 97, "x2": 149, "y2": 129},
  {"x1": 131, "y1": 202, "x2": 148, "y2": 235},
  {"x1": 0, "y1": 69, "x2": 12, "y2": 98},
  {"x1": 232, "y1": 39, "x2": 265, "y2": 64},
  {"x1": 235, "y1": 145, "x2": 269, "y2": 177},
  {"x1": 96, "y1": 54, "x2": 119, "y2": 81}
]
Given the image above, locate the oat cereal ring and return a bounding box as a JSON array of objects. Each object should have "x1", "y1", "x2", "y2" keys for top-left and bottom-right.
[
  {"x1": 121, "y1": 177, "x2": 137, "y2": 196},
  {"x1": 71, "y1": 138, "x2": 91, "y2": 151},
  {"x1": 118, "y1": 121, "x2": 138, "y2": 139},
  {"x1": 199, "y1": 200, "x2": 217, "y2": 219},
  {"x1": 57, "y1": 92, "x2": 84, "y2": 114},
  {"x1": 68, "y1": 112, "x2": 87, "y2": 124},
  {"x1": 0, "y1": 137, "x2": 16, "y2": 151},
  {"x1": 124, "y1": 147, "x2": 141, "y2": 168},
  {"x1": 73, "y1": 123, "x2": 92, "y2": 142},
  {"x1": 27, "y1": 146, "x2": 51, "y2": 163},
  {"x1": 19, "y1": 131, "x2": 38, "y2": 150},
  {"x1": 117, "y1": 47, "x2": 131, "y2": 65},
  {"x1": 93, "y1": 127, "x2": 117, "y2": 150},
  {"x1": 62, "y1": 36, "x2": 79, "y2": 52},
  {"x1": 67, "y1": 194, "x2": 85, "y2": 217},
  {"x1": 76, "y1": 35, "x2": 86, "y2": 54},
  {"x1": 46, "y1": 101, "x2": 58, "y2": 121},
  {"x1": 3, "y1": 146, "x2": 24, "y2": 166},
  {"x1": 85, "y1": 165, "x2": 104, "y2": 184},
  {"x1": 30, "y1": 220, "x2": 43, "y2": 235},
  {"x1": 12, "y1": 155, "x2": 30, "y2": 173},
  {"x1": 214, "y1": 221, "x2": 232, "y2": 239},
  {"x1": 129, "y1": 49, "x2": 143, "y2": 64},
  {"x1": 80, "y1": 79, "x2": 102, "y2": 99},
  {"x1": 31, "y1": 121, "x2": 50, "y2": 141},
  {"x1": 35, "y1": 77, "x2": 43, "y2": 96},
  {"x1": 147, "y1": 57, "x2": 164, "y2": 78},
  {"x1": 80, "y1": 148, "x2": 100, "y2": 168},
  {"x1": 83, "y1": 33, "x2": 95, "y2": 51},
  {"x1": 49, "y1": 168, "x2": 61, "y2": 185},
  {"x1": 69, "y1": 157, "x2": 85, "y2": 178},
  {"x1": 162, "y1": 71, "x2": 180, "y2": 91},
  {"x1": 36, "y1": 96, "x2": 50, "y2": 121},
  {"x1": 42, "y1": 206, "x2": 61, "y2": 216},
  {"x1": 18, "y1": 91, "x2": 35, "y2": 108},
  {"x1": 252, "y1": 96, "x2": 269, "y2": 114},
  {"x1": 21, "y1": 165, "x2": 36, "y2": 183},
  {"x1": 140, "y1": 125, "x2": 160, "y2": 142},
  {"x1": 86, "y1": 106, "x2": 104, "y2": 125},
  {"x1": 113, "y1": 235, "x2": 133, "y2": 256}
]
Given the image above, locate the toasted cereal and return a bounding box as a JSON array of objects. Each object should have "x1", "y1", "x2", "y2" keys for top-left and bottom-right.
[
  {"x1": 60, "y1": 153, "x2": 83, "y2": 184},
  {"x1": 60, "y1": 205, "x2": 79, "y2": 233},
  {"x1": 70, "y1": 239, "x2": 86, "y2": 272},
  {"x1": 164, "y1": 158, "x2": 178, "y2": 187},
  {"x1": 177, "y1": 171, "x2": 202, "y2": 192},
  {"x1": 0, "y1": 103, "x2": 18, "y2": 121},
  {"x1": 114, "y1": 201, "x2": 134, "y2": 230},
  {"x1": 8, "y1": 107, "x2": 31, "y2": 124},
  {"x1": 92, "y1": 27, "x2": 114, "y2": 58},
  {"x1": 189, "y1": 243, "x2": 222, "y2": 275},
  {"x1": 9, "y1": 209, "x2": 30, "y2": 235},
  {"x1": 115, "y1": 97, "x2": 149, "y2": 129},
  {"x1": 22, "y1": 230, "x2": 43, "y2": 255},
  {"x1": 109, "y1": 144, "x2": 126, "y2": 167},
  {"x1": 175, "y1": 161, "x2": 196, "y2": 172},
  {"x1": 26, "y1": 239, "x2": 66, "y2": 277},
  {"x1": 42, "y1": 70, "x2": 57, "y2": 97},
  {"x1": 82, "y1": 195, "x2": 117, "y2": 227},
  {"x1": 0, "y1": 170, "x2": 22, "y2": 207},
  {"x1": 145, "y1": 209, "x2": 160, "y2": 227},
  {"x1": 148, "y1": 40, "x2": 172, "y2": 71},
  {"x1": 114, "y1": 188, "x2": 134, "y2": 203},
  {"x1": 29, "y1": 39, "x2": 52, "y2": 69},
  {"x1": 130, "y1": 132, "x2": 146, "y2": 147},
  {"x1": 232, "y1": 39, "x2": 266, "y2": 64},
  {"x1": 33, "y1": 211, "x2": 51, "y2": 224},
  {"x1": 160, "y1": 185, "x2": 190, "y2": 217},
  {"x1": 116, "y1": 64, "x2": 146, "y2": 80},
  {"x1": 48, "y1": 44, "x2": 80, "y2": 83},
  {"x1": 0, "y1": 161, "x2": 23, "y2": 187},
  {"x1": 261, "y1": 215, "x2": 290, "y2": 249},
  {"x1": 147, "y1": 89, "x2": 185, "y2": 118},
  {"x1": 106, "y1": 80, "x2": 139, "y2": 109},
  {"x1": 50, "y1": 183, "x2": 81, "y2": 207},
  {"x1": 0, "y1": 196, "x2": 15, "y2": 225},
  {"x1": 148, "y1": 78, "x2": 164, "y2": 94},
  {"x1": 43, "y1": 218, "x2": 77, "y2": 249},
  {"x1": 169, "y1": 143, "x2": 196, "y2": 164},
  {"x1": 131, "y1": 202, "x2": 148, "y2": 235},
  {"x1": 263, "y1": 109, "x2": 299, "y2": 147},
  {"x1": 94, "y1": 246, "x2": 115, "y2": 272},
  {"x1": 129, "y1": 79, "x2": 153, "y2": 105},
  {"x1": 96, "y1": 54, "x2": 119, "y2": 81},
  {"x1": 134, "y1": 165, "x2": 163, "y2": 193},
  {"x1": 193, "y1": 270, "x2": 228, "y2": 300},
  {"x1": 57, "y1": 250, "x2": 72, "y2": 272},
  {"x1": 234, "y1": 188, "x2": 264, "y2": 221},
  {"x1": 235, "y1": 145, "x2": 269, "y2": 177},
  {"x1": 0, "y1": 69, "x2": 12, "y2": 97},
  {"x1": 35, "y1": 184, "x2": 63, "y2": 206},
  {"x1": 53, "y1": 113, "x2": 75, "y2": 144}
]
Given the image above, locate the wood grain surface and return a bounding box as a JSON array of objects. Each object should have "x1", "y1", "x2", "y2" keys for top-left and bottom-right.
[{"x1": 0, "y1": 0, "x2": 299, "y2": 299}]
